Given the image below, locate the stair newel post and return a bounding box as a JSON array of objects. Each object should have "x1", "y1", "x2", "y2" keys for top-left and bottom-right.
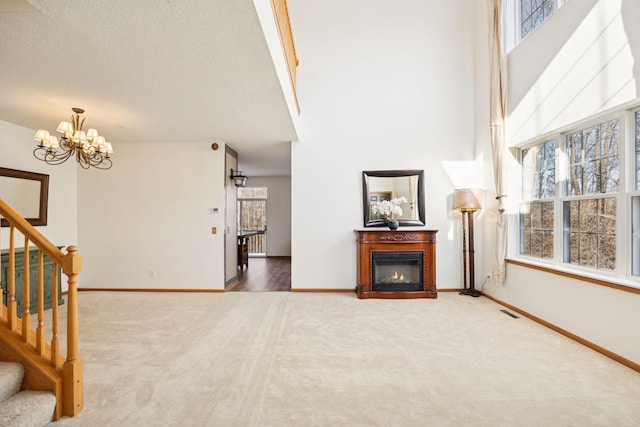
[
  {"x1": 21, "y1": 236, "x2": 31, "y2": 343},
  {"x1": 62, "y1": 245, "x2": 83, "y2": 416}
]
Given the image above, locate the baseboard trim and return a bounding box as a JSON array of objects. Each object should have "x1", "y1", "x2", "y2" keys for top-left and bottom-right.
[
  {"x1": 290, "y1": 288, "x2": 460, "y2": 294},
  {"x1": 78, "y1": 288, "x2": 224, "y2": 293},
  {"x1": 483, "y1": 293, "x2": 640, "y2": 373}
]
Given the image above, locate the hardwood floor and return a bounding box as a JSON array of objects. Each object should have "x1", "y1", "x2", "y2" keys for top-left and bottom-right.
[{"x1": 228, "y1": 256, "x2": 291, "y2": 292}]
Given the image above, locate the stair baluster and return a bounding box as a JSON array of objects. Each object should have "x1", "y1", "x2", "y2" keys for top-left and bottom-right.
[
  {"x1": 7, "y1": 226, "x2": 17, "y2": 331},
  {"x1": 36, "y1": 250, "x2": 46, "y2": 356},
  {"x1": 21, "y1": 235, "x2": 31, "y2": 342}
]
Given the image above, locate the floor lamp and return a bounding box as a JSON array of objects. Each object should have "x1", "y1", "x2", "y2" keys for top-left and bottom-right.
[{"x1": 454, "y1": 189, "x2": 483, "y2": 297}]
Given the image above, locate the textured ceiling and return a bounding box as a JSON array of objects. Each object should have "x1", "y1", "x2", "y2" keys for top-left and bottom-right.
[{"x1": 0, "y1": 0, "x2": 297, "y2": 175}]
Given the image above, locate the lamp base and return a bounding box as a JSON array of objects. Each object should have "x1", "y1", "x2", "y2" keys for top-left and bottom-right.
[{"x1": 459, "y1": 288, "x2": 483, "y2": 297}]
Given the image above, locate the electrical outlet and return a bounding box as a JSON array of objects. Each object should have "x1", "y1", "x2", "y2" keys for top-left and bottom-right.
[{"x1": 149, "y1": 269, "x2": 156, "y2": 278}]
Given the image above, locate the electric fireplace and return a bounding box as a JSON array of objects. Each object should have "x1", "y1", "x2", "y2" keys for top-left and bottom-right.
[
  {"x1": 372, "y1": 251, "x2": 423, "y2": 292},
  {"x1": 355, "y1": 229, "x2": 438, "y2": 299}
]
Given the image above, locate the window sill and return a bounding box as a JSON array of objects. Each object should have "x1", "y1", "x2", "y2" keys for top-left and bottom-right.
[{"x1": 505, "y1": 257, "x2": 640, "y2": 295}]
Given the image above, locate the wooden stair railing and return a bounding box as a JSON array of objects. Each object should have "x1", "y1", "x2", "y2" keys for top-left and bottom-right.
[
  {"x1": 0, "y1": 197, "x2": 83, "y2": 420},
  {"x1": 271, "y1": 0, "x2": 299, "y2": 109}
]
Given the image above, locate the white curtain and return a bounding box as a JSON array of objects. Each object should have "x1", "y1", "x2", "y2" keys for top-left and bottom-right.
[{"x1": 489, "y1": 0, "x2": 507, "y2": 283}]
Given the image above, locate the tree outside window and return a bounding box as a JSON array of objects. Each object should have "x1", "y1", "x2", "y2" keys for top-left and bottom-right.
[
  {"x1": 563, "y1": 119, "x2": 619, "y2": 271},
  {"x1": 520, "y1": 0, "x2": 555, "y2": 39},
  {"x1": 520, "y1": 140, "x2": 555, "y2": 259}
]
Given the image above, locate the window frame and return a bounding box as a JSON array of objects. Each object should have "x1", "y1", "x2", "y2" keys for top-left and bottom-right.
[
  {"x1": 627, "y1": 107, "x2": 640, "y2": 277},
  {"x1": 515, "y1": 107, "x2": 640, "y2": 286},
  {"x1": 519, "y1": 139, "x2": 558, "y2": 260},
  {"x1": 506, "y1": 0, "x2": 568, "y2": 52}
]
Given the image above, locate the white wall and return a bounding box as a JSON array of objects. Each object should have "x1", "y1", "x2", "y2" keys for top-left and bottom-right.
[
  {"x1": 507, "y1": 0, "x2": 639, "y2": 144},
  {"x1": 246, "y1": 175, "x2": 291, "y2": 257},
  {"x1": 289, "y1": 0, "x2": 478, "y2": 290},
  {"x1": 482, "y1": 0, "x2": 640, "y2": 365},
  {"x1": 77, "y1": 142, "x2": 226, "y2": 290},
  {"x1": 0, "y1": 120, "x2": 78, "y2": 255}
]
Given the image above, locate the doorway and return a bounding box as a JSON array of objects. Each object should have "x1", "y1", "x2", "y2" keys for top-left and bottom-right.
[
  {"x1": 229, "y1": 185, "x2": 291, "y2": 292},
  {"x1": 237, "y1": 187, "x2": 268, "y2": 256}
]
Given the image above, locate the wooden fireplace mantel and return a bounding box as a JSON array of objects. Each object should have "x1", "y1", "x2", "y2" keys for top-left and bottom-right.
[{"x1": 355, "y1": 228, "x2": 438, "y2": 299}]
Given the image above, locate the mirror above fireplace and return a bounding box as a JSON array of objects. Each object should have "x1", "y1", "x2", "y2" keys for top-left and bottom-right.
[
  {"x1": 0, "y1": 167, "x2": 49, "y2": 227},
  {"x1": 362, "y1": 169, "x2": 425, "y2": 227}
]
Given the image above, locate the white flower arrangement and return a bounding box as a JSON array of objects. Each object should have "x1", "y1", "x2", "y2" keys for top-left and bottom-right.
[{"x1": 371, "y1": 196, "x2": 408, "y2": 221}]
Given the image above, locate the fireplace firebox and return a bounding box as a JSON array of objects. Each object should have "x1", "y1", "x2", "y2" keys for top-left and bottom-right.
[
  {"x1": 355, "y1": 229, "x2": 437, "y2": 299},
  {"x1": 372, "y1": 251, "x2": 423, "y2": 292}
]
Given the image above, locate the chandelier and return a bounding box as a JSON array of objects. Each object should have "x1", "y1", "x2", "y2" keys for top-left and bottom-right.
[{"x1": 33, "y1": 107, "x2": 113, "y2": 170}]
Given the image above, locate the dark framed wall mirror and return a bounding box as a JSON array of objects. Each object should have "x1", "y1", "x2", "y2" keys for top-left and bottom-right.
[
  {"x1": 0, "y1": 167, "x2": 49, "y2": 227},
  {"x1": 362, "y1": 170, "x2": 425, "y2": 227}
]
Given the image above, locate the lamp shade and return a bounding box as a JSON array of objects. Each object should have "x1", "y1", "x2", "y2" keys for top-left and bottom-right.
[
  {"x1": 72, "y1": 130, "x2": 87, "y2": 143},
  {"x1": 34, "y1": 129, "x2": 49, "y2": 143},
  {"x1": 48, "y1": 135, "x2": 59, "y2": 148},
  {"x1": 453, "y1": 188, "x2": 483, "y2": 211},
  {"x1": 56, "y1": 121, "x2": 73, "y2": 135},
  {"x1": 86, "y1": 128, "x2": 99, "y2": 140},
  {"x1": 92, "y1": 135, "x2": 105, "y2": 148}
]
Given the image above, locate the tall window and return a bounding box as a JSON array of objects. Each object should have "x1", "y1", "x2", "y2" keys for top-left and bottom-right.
[
  {"x1": 563, "y1": 119, "x2": 619, "y2": 271},
  {"x1": 563, "y1": 119, "x2": 620, "y2": 270},
  {"x1": 507, "y1": 0, "x2": 569, "y2": 50},
  {"x1": 520, "y1": 140, "x2": 555, "y2": 259},
  {"x1": 520, "y1": 0, "x2": 556, "y2": 39},
  {"x1": 632, "y1": 111, "x2": 640, "y2": 276}
]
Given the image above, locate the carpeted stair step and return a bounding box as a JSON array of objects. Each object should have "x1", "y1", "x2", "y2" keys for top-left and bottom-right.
[
  {"x1": 0, "y1": 362, "x2": 56, "y2": 426},
  {"x1": 0, "y1": 390, "x2": 56, "y2": 427},
  {"x1": 0, "y1": 362, "x2": 24, "y2": 403}
]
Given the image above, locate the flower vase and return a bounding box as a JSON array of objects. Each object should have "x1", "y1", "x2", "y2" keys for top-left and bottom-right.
[{"x1": 387, "y1": 219, "x2": 399, "y2": 230}]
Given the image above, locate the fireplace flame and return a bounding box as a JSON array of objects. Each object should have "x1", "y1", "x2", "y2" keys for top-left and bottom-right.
[{"x1": 392, "y1": 271, "x2": 404, "y2": 281}]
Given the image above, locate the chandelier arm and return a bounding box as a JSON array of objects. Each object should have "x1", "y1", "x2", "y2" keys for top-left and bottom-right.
[
  {"x1": 75, "y1": 145, "x2": 112, "y2": 169},
  {"x1": 92, "y1": 157, "x2": 113, "y2": 170},
  {"x1": 59, "y1": 137, "x2": 74, "y2": 151},
  {"x1": 33, "y1": 146, "x2": 75, "y2": 165},
  {"x1": 87, "y1": 152, "x2": 112, "y2": 169}
]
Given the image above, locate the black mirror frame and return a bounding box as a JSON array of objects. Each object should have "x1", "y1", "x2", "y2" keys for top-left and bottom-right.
[
  {"x1": 362, "y1": 169, "x2": 425, "y2": 227},
  {"x1": 0, "y1": 167, "x2": 49, "y2": 227}
]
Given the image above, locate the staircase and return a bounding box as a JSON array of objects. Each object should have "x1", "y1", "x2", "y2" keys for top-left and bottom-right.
[
  {"x1": 0, "y1": 362, "x2": 56, "y2": 426},
  {"x1": 1, "y1": 198, "x2": 83, "y2": 420}
]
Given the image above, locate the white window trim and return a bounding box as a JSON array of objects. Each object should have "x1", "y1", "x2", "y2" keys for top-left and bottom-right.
[
  {"x1": 514, "y1": 102, "x2": 640, "y2": 288},
  {"x1": 506, "y1": 0, "x2": 567, "y2": 53},
  {"x1": 627, "y1": 107, "x2": 640, "y2": 277}
]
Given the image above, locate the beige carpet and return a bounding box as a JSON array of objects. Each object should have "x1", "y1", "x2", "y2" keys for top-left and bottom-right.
[{"x1": 46, "y1": 291, "x2": 640, "y2": 427}]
